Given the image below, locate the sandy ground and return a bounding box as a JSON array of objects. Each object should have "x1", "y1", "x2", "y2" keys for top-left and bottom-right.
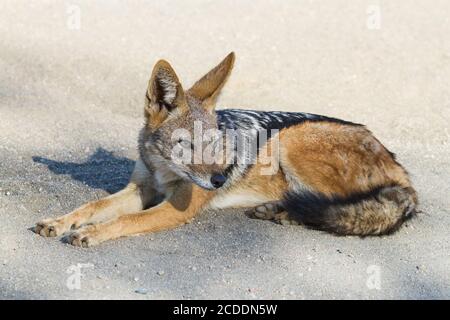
[{"x1": 0, "y1": 0, "x2": 449, "y2": 299}]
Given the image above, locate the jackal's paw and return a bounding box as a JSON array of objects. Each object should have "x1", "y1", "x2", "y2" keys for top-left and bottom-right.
[
  {"x1": 65, "y1": 226, "x2": 99, "y2": 248},
  {"x1": 247, "y1": 202, "x2": 282, "y2": 220},
  {"x1": 34, "y1": 218, "x2": 68, "y2": 237},
  {"x1": 273, "y1": 212, "x2": 299, "y2": 226},
  {"x1": 247, "y1": 202, "x2": 299, "y2": 226}
]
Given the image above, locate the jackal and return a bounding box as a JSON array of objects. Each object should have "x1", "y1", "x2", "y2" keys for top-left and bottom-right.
[{"x1": 34, "y1": 52, "x2": 417, "y2": 247}]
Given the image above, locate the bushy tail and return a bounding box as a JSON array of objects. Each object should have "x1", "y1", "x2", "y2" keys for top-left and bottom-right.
[{"x1": 283, "y1": 185, "x2": 418, "y2": 236}]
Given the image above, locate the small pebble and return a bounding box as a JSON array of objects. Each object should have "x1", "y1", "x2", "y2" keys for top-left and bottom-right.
[
  {"x1": 135, "y1": 288, "x2": 148, "y2": 295},
  {"x1": 157, "y1": 270, "x2": 165, "y2": 276}
]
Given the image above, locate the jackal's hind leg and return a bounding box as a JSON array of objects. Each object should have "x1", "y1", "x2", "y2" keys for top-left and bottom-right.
[{"x1": 247, "y1": 201, "x2": 299, "y2": 226}]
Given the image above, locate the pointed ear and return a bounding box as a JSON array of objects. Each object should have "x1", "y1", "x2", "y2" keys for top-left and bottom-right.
[
  {"x1": 145, "y1": 60, "x2": 185, "y2": 125},
  {"x1": 187, "y1": 52, "x2": 235, "y2": 111}
]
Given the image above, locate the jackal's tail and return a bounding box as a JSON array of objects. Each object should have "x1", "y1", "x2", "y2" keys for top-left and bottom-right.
[{"x1": 283, "y1": 185, "x2": 418, "y2": 236}]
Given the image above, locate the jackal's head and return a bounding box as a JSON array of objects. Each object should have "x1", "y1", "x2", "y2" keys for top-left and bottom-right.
[{"x1": 139, "y1": 53, "x2": 235, "y2": 190}]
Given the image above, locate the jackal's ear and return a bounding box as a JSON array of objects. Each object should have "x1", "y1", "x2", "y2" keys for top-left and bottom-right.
[
  {"x1": 145, "y1": 60, "x2": 186, "y2": 124},
  {"x1": 187, "y1": 52, "x2": 235, "y2": 111}
]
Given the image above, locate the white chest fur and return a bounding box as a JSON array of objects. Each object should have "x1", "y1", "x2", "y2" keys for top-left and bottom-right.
[{"x1": 208, "y1": 189, "x2": 271, "y2": 210}]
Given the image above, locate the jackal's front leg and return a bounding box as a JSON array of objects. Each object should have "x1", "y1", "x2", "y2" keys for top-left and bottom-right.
[
  {"x1": 34, "y1": 159, "x2": 159, "y2": 237},
  {"x1": 34, "y1": 183, "x2": 145, "y2": 237},
  {"x1": 66, "y1": 183, "x2": 213, "y2": 247}
]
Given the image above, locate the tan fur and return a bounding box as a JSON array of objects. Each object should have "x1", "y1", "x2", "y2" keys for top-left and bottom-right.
[
  {"x1": 34, "y1": 53, "x2": 417, "y2": 246},
  {"x1": 35, "y1": 184, "x2": 143, "y2": 237},
  {"x1": 240, "y1": 122, "x2": 417, "y2": 235},
  {"x1": 277, "y1": 122, "x2": 414, "y2": 197},
  {"x1": 187, "y1": 52, "x2": 235, "y2": 111},
  {"x1": 34, "y1": 54, "x2": 233, "y2": 246},
  {"x1": 145, "y1": 60, "x2": 186, "y2": 128},
  {"x1": 67, "y1": 183, "x2": 214, "y2": 247}
]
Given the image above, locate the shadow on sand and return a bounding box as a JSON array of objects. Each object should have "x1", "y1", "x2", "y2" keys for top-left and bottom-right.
[{"x1": 32, "y1": 148, "x2": 135, "y2": 194}]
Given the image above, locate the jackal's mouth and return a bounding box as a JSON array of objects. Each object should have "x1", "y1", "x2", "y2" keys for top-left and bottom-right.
[{"x1": 185, "y1": 172, "x2": 216, "y2": 191}]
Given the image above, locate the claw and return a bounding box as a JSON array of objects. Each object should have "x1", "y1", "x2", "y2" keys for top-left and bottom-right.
[
  {"x1": 34, "y1": 218, "x2": 72, "y2": 237},
  {"x1": 66, "y1": 227, "x2": 97, "y2": 248}
]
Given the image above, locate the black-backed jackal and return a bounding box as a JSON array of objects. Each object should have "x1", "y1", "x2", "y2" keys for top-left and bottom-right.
[{"x1": 34, "y1": 53, "x2": 417, "y2": 247}]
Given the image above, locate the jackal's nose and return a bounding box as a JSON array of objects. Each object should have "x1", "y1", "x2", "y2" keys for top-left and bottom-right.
[{"x1": 211, "y1": 174, "x2": 227, "y2": 188}]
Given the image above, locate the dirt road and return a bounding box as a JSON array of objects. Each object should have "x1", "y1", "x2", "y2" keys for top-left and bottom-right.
[{"x1": 0, "y1": 1, "x2": 449, "y2": 299}]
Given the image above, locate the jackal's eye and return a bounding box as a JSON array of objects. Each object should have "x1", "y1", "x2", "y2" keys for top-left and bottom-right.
[{"x1": 177, "y1": 138, "x2": 193, "y2": 149}]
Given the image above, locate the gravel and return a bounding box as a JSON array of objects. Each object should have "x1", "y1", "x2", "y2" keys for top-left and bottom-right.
[{"x1": 0, "y1": 0, "x2": 449, "y2": 299}]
